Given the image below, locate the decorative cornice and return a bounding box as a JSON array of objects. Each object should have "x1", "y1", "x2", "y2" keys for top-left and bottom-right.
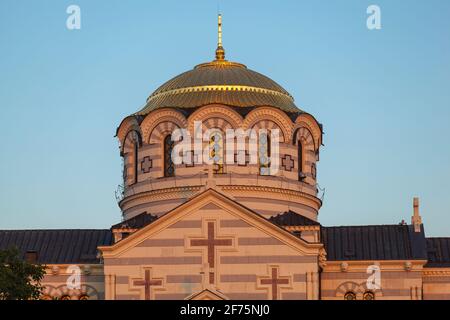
[
  {"x1": 423, "y1": 269, "x2": 450, "y2": 276},
  {"x1": 120, "y1": 186, "x2": 202, "y2": 207},
  {"x1": 221, "y1": 185, "x2": 322, "y2": 206},
  {"x1": 120, "y1": 183, "x2": 322, "y2": 212},
  {"x1": 323, "y1": 260, "x2": 428, "y2": 272},
  {"x1": 285, "y1": 225, "x2": 321, "y2": 232}
]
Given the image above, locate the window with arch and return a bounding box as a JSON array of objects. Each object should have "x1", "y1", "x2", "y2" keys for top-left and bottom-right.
[
  {"x1": 311, "y1": 163, "x2": 317, "y2": 180},
  {"x1": 164, "y1": 134, "x2": 175, "y2": 177},
  {"x1": 124, "y1": 130, "x2": 140, "y2": 185},
  {"x1": 209, "y1": 130, "x2": 224, "y2": 174},
  {"x1": 60, "y1": 295, "x2": 71, "y2": 300},
  {"x1": 132, "y1": 132, "x2": 139, "y2": 184},
  {"x1": 344, "y1": 292, "x2": 356, "y2": 300},
  {"x1": 79, "y1": 294, "x2": 89, "y2": 300},
  {"x1": 363, "y1": 291, "x2": 375, "y2": 300},
  {"x1": 259, "y1": 132, "x2": 271, "y2": 175},
  {"x1": 121, "y1": 157, "x2": 127, "y2": 185},
  {"x1": 298, "y1": 139, "x2": 306, "y2": 181}
]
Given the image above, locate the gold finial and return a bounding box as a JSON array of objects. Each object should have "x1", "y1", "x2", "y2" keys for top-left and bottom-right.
[
  {"x1": 218, "y1": 14, "x2": 223, "y2": 47},
  {"x1": 215, "y1": 14, "x2": 225, "y2": 60}
]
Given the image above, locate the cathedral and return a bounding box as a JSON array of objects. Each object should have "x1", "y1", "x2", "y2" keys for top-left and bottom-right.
[{"x1": 1, "y1": 15, "x2": 449, "y2": 301}]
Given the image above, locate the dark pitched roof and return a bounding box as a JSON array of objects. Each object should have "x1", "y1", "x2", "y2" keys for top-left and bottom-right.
[
  {"x1": 426, "y1": 237, "x2": 450, "y2": 267},
  {"x1": 0, "y1": 230, "x2": 113, "y2": 264},
  {"x1": 269, "y1": 211, "x2": 321, "y2": 227},
  {"x1": 111, "y1": 212, "x2": 158, "y2": 230},
  {"x1": 321, "y1": 224, "x2": 427, "y2": 261}
]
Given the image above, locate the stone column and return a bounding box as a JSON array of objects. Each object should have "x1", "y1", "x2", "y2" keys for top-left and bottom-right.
[
  {"x1": 417, "y1": 286, "x2": 423, "y2": 300},
  {"x1": 312, "y1": 272, "x2": 319, "y2": 300},
  {"x1": 410, "y1": 287, "x2": 416, "y2": 300},
  {"x1": 306, "y1": 272, "x2": 313, "y2": 300},
  {"x1": 411, "y1": 286, "x2": 422, "y2": 300},
  {"x1": 105, "y1": 274, "x2": 116, "y2": 300}
]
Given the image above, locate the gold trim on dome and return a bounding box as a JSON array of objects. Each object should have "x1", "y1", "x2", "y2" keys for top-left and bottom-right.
[
  {"x1": 194, "y1": 60, "x2": 247, "y2": 69},
  {"x1": 148, "y1": 85, "x2": 294, "y2": 103}
]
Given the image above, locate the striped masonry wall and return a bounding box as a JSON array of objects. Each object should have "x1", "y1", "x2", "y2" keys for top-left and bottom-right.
[{"x1": 103, "y1": 204, "x2": 319, "y2": 300}]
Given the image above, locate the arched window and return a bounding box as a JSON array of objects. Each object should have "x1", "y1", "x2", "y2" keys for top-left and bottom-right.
[
  {"x1": 123, "y1": 131, "x2": 140, "y2": 186},
  {"x1": 259, "y1": 132, "x2": 271, "y2": 175},
  {"x1": 164, "y1": 134, "x2": 175, "y2": 177},
  {"x1": 298, "y1": 140, "x2": 305, "y2": 181},
  {"x1": 311, "y1": 163, "x2": 317, "y2": 180},
  {"x1": 209, "y1": 131, "x2": 224, "y2": 174},
  {"x1": 344, "y1": 292, "x2": 356, "y2": 300},
  {"x1": 133, "y1": 132, "x2": 139, "y2": 184},
  {"x1": 121, "y1": 158, "x2": 127, "y2": 185},
  {"x1": 363, "y1": 291, "x2": 375, "y2": 300},
  {"x1": 60, "y1": 295, "x2": 71, "y2": 300},
  {"x1": 79, "y1": 294, "x2": 89, "y2": 300}
]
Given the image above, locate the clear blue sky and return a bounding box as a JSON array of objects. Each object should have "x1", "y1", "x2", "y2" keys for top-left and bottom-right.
[{"x1": 0, "y1": 0, "x2": 449, "y2": 236}]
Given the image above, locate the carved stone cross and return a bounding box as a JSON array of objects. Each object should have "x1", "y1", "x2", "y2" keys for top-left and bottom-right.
[
  {"x1": 131, "y1": 269, "x2": 163, "y2": 300},
  {"x1": 190, "y1": 221, "x2": 234, "y2": 284},
  {"x1": 259, "y1": 267, "x2": 291, "y2": 300},
  {"x1": 141, "y1": 156, "x2": 153, "y2": 173},
  {"x1": 281, "y1": 155, "x2": 294, "y2": 172}
]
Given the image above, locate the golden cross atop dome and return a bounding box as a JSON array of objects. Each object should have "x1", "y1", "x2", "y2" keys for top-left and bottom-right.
[{"x1": 215, "y1": 14, "x2": 225, "y2": 60}]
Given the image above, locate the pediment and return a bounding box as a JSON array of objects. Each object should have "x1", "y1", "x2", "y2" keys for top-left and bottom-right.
[
  {"x1": 185, "y1": 288, "x2": 229, "y2": 300},
  {"x1": 99, "y1": 188, "x2": 322, "y2": 257}
]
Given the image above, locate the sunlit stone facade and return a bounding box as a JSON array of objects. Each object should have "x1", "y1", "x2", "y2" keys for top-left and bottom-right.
[{"x1": 1, "y1": 15, "x2": 449, "y2": 301}]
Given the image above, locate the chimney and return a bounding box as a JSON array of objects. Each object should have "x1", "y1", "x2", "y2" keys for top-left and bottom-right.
[{"x1": 411, "y1": 197, "x2": 422, "y2": 233}]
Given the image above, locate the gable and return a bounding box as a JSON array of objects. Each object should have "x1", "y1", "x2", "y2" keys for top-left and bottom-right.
[
  {"x1": 100, "y1": 189, "x2": 321, "y2": 257},
  {"x1": 99, "y1": 189, "x2": 322, "y2": 300},
  {"x1": 186, "y1": 289, "x2": 229, "y2": 300}
]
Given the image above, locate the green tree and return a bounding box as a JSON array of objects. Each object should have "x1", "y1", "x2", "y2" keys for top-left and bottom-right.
[{"x1": 0, "y1": 247, "x2": 46, "y2": 300}]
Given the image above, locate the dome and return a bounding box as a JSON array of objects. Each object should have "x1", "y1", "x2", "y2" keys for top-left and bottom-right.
[
  {"x1": 118, "y1": 15, "x2": 323, "y2": 226},
  {"x1": 136, "y1": 59, "x2": 300, "y2": 115}
]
